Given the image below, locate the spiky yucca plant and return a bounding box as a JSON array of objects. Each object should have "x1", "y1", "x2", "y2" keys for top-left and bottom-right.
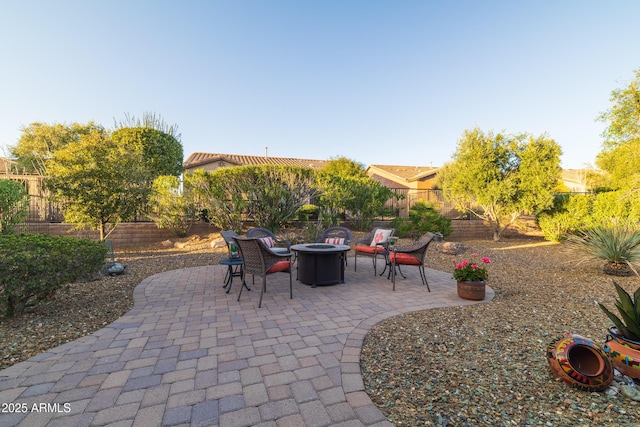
[
  {"x1": 566, "y1": 225, "x2": 640, "y2": 276},
  {"x1": 598, "y1": 281, "x2": 640, "y2": 342}
]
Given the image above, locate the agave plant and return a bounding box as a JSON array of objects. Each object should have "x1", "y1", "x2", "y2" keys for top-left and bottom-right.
[
  {"x1": 598, "y1": 281, "x2": 640, "y2": 342},
  {"x1": 566, "y1": 225, "x2": 640, "y2": 276}
]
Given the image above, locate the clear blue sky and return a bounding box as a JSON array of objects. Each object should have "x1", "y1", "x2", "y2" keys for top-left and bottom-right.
[{"x1": 1, "y1": 1, "x2": 639, "y2": 169}]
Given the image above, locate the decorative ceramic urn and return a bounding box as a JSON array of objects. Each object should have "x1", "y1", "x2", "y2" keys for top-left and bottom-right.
[{"x1": 547, "y1": 333, "x2": 614, "y2": 391}]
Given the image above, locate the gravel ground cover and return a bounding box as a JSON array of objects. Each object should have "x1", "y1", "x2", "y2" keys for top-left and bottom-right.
[
  {"x1": 1, "y1": 232, "x2": 639, "y2": 426},
  {"x1": 362, "y1": 237, "x2": 640, "y2": 426}
]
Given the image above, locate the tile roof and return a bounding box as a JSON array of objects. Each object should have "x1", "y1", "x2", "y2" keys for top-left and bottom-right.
[
  {"x1": 368, "y1": 164, "x2": 440, "y2": 181},
  {"x1": 183, "y1": 152, "x2": 329, "y2": 170}
]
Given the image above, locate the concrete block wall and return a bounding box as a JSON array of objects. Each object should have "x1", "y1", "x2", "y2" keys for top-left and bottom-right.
[
  {"x1": 448, "y1": 220, "x2": 493, "y2": 240},
  {"x1": 23, "y1": 217, "x2": 536, "y2": 247},
  {"x1": 23, "y1": 222, "x2": 216, "y2": 248}
]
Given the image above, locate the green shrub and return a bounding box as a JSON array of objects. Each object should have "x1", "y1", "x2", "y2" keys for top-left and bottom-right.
[
  {"x1": 390, "y1": 201, "x2": 452, "y2": 239},
  {"x1": 538, "y1": 191, "x2": 640, "y2": 242},
  {"x1": 0, "y1": 179, "x2": 30, "y2": 234},
  {"x1": 0, "y1": 234, "x2": 108, "y2": 317},
  {"x1": 296, "y1": 204, "x2": 320, "y2": 221}
]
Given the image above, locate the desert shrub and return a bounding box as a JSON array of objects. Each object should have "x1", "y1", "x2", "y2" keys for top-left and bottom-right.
[
  {"x1": 0, "y1": 234, "x2": 107, "y2": 317},
  {"x1": 390, "y1": 201, "x2": 452, "y2": 239},
  {"x1": 566, "y1": 225, "x2": 640, "y2": 276}
]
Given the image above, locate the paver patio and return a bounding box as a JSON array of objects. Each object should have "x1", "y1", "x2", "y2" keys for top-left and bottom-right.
[{"x1": 0, "y1": 256, "x2": 493, "y2": 427}]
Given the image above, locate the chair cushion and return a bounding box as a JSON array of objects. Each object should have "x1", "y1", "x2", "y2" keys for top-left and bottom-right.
[
  {"x1": 325, "y1": 237, "x2": 345, "y2": 245},
  {"x1": 355, "y1": 245, "x2": 385, "y2": 254},
  {"x1": 258, "y1": 236, "x2": 276, "y2": 248},
  {"x1": 389, "y1": 252, "x2": 421, "y2": 265},
  {"x1": 267, "y1": 260, "x2": 291, "y2": 273},
  {"x1": 370, "y1": 229, "x2": 393, "y2": 246}
]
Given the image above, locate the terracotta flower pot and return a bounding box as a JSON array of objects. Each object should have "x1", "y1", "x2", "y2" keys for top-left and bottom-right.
[
  {"x1": 604, "y1": 329, "x2": 640, "y2": 379},
  {"x1": 547, "y1": 333, "x2": 614, "y2": 391},
  {"x1": 457, "y1": 280, "x2": 485, "y2": 300},
  {"x1": 607, "y1": 327, "x2": 640, "y2": 350}
]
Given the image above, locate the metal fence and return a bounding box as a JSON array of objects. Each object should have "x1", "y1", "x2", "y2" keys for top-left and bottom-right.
[{"x1": 386, "y1": 188, "x2": 470, "y2": 219}]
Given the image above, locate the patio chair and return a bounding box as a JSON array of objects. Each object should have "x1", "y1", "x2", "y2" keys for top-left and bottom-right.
[
  {"x1": 353, "y1": 228, "x2": 395, "y2": 275},
  {"x1": 317, "y1": 226, "x2": 353, "y2": 265},
  {"x1": 246, "y1": 227, "x2": 291, "y2": 254},
  {"x1": 232, "y1": 237, "x2": 293, "y2": 308},
  {"x1": 389, "y1": 232, "x2": 436, "y2": 291}
]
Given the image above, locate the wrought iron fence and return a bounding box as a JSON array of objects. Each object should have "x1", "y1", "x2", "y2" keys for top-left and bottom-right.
[{"x1": 385, "y1": 188, "x2": 472, "y2": 219}]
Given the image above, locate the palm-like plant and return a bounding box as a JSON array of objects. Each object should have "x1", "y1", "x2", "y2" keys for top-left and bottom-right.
[
  {"x1": 566, "y1": 225, "x2": 640, "y2": 276},
  {"x1": 598, "y1": 281, "x2": 640, "y2": 342}
]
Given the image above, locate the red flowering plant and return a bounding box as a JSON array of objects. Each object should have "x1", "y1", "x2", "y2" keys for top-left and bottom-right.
[{"x1": 452, "y1": 253, "x2": 491, "y2": 282}]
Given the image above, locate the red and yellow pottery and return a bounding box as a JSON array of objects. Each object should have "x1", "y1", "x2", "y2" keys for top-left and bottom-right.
[
  {"x1": 547, "y1": 333, "x2": 614, "y2": 391},
  {"x1": 603, "y1": 337, "x2": 640, "y2": 379}
]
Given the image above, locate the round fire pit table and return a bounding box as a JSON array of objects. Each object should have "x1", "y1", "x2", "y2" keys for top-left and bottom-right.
[{"x1": 291, "y1": 243, "x2": 351, "y2": 287}]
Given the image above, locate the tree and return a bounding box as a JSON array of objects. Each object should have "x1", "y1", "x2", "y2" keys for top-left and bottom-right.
[
  {"x1": 112, "y1": 112, "x2": 184, "y2": 178},
  {"x1": 46, "y1": 130, "x2": 151, "y2": 240},
  {"x1": 0, "y1": 179, "x2": 29, "y2": 234},
  {"x1": 596, "y1": 69, "x2": 640, "y2": 192},
  {"x1": 10, "y1": 122, "x2": 106, "y2": 175},
  {"x1": 320, "y1": 156, "x2": 367, "y2": 178},
  {"x1": 440, "y1": 127, "x2": 561, "y2": 240}
]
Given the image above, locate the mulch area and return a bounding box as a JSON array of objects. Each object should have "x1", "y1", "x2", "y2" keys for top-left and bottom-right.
[{"x1": 1, "y1": 232, "x2": 639, "y2": 425}]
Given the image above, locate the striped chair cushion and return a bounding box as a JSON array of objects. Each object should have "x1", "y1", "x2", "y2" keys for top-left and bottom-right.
[
  {"x1": 324, "y1": 237, "x2": 345, "y2": 245},
  {"x1": 258, "y1": 237, "x2": 276, "y2": 248}
]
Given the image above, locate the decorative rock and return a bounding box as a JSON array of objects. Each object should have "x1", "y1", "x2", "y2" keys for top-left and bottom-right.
[
  {"x1": 105, "y1": 262, "x2": 126, "y2": 276},
  {"x1": 211, "y1": 238, "x2": 226, "y2": 248},
  {"x1": 160, "y1": 239, "x2": 173, "y2": 247},
  {"x1": 439, "y1": 242, "x2": 467, "y2": 255}
]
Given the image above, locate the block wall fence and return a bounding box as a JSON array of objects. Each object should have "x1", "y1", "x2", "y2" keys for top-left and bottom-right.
[{"x1": 19, "y1": 219, "x2": 528, "y2": 247}]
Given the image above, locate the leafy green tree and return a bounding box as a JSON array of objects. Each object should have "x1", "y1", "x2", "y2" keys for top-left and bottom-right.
[
  {"x1": 46, "y1": 129, "x2": 151, "y2": 240},
  {"x1": 340, "y1": 176, "x2": 394, "y2": 231},
  {"x1": 440, "y1": 127, "x2": 561, "y2": 240},
  {"x1": 111, "y1": 127, "x2": 183, "y2": 178},
  {"x1": 148, "y1": 175, "x2": 195, "y2": 237},
  {"x1": 597, "y1": 69, "x2": 640, "y2": 192},
  {"x1": 0, "y1": 179, "x2": 30, "y2": 234},
  {"x1": 320, "y1": 156, "x2": 367, "y2": 178},
  {"x1": 315, "y1": 157, "x2": 373, "y2": 227},
  {"x1": 10, "y1": 122, "x2": 106, "y2": 175}
]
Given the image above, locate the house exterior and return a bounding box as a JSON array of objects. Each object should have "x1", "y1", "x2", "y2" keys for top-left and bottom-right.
[
  {"x1": 364, "y1": 164, "x2": 444, "y2": 217},
  {"x1": 560, "y1": 169, "x2": 590, "y2": 193},
  {"x1": 365, "y1": 164, "x2": 439, "y2": 190},
  {"x1": 183, "y1": 152, "x2": 329, "y2": 173}
]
